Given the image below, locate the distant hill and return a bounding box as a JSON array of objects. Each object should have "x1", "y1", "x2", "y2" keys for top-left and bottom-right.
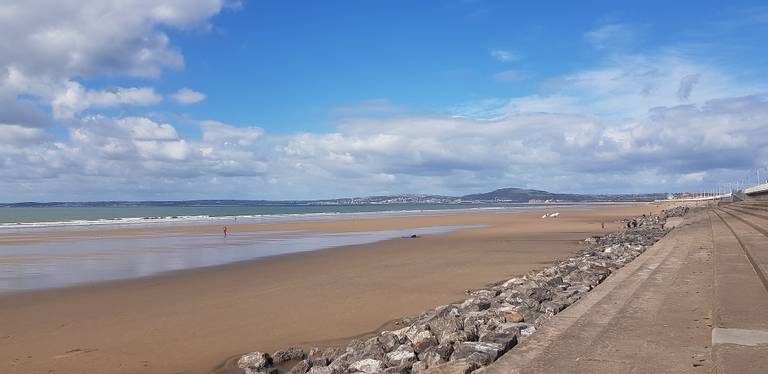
[
  {"x1": 461, "y1": 187, "x2": 665, "y2": 203},
  {"x1": 461, "y1": 187, "x2": 583, "y2": 202}
]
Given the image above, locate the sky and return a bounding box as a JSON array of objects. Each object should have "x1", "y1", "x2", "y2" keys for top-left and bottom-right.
[{"x1": 2, "y1": 0, "x2": 768, "y2": 202}]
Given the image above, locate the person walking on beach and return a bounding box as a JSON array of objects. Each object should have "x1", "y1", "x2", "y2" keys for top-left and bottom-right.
[
  {"x1": 223, "y1": 225, "x2": 228, "y2": 237},
  {"x1": 601, "y1": 221, "x2": 605, "y2": 230}
]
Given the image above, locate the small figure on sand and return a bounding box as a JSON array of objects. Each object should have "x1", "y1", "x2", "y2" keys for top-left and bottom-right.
[
  {"x1": 601, "y1": 221, "x2": 605, "y2": 230},
  {"x1": 223, "y1": 225, "x2": 228, "y2": 237}
]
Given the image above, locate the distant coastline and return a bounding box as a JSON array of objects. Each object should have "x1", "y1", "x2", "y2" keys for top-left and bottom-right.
[{"x1": 0, "y1": 186, "x2": 667, "y2": 207}]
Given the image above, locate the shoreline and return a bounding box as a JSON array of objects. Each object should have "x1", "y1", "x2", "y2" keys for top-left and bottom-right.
[
  {"x1": 0, "y1": 204, "x2": 661, "y2": 374},
  {"x1": 0, "y1": 224, "x2": 487, "y2": 297},
  {"x1": 0, "y1": 201, "x2": 647, "y2": 232}
]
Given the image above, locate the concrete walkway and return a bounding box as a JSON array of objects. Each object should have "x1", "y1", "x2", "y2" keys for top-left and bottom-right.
[{"x1": 481, "y1": 206, "x2": 768, "y2": 374}]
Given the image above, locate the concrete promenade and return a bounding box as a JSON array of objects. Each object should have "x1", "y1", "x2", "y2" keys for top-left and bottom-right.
[{"x1": 482, "y1": 203, "x2": 768, "y2": 373}]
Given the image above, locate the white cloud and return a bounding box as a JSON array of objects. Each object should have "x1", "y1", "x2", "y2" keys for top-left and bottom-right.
[
  {"x1": 199, "y1": 120, "x2": 263, "y2": 146},
  {"x1": 6, "y1": 89, "x2": 767, "y2": 200},
  {"x1": 52, "y1": 82, "x2": 162, "y2": 119},
  {"x1": 0, "y1": 124, "x2": 47, "y2": 144},
  {"x1": 0, "y1": 91, "x2": 50, "y2": 128},
  {"x1": 0, "y1": 0, "x2": 224, "y2": 79},
  {"x1": 171, "y1": 88, "x2": 206, "y2": 104},
  {"x1": 503, "y1": 52, "x2": 766, "y2": 119},
  {"x1": 0, "y1": 0, "x2": 227, "y2": 127},
  {"x1": 490, "y1": 49, "x2": 517, "y2": 62}
]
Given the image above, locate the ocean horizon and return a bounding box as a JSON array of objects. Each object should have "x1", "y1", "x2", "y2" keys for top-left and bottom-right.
[{"x1": 0, "y1": 202, "x2": 561, "y2": 229}]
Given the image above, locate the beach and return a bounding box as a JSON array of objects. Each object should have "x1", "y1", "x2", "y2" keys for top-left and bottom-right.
[{"x1": 0, "y1": 204, "x2": 661, "y2": 374}]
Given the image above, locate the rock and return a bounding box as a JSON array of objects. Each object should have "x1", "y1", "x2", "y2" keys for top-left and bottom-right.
[
  {"x1": 238, "y1": 352, "x2": 272, "y2": 374},
  {"x1": 450, "y1": 342, "x2": 504, "y2": 363},
  {"x1": 425, "y1": 315, "x2": 463, "y2": 344},
  {"x1": 458, "y1": 298, "x2": 490, "y2": 312},
  {"x1": 273, "y1": 347, "x2": 305, "y2": 364},
  {"x1": 503, "y1": 311, "x2": 524, "y2": 323},
  {"x1": 470, "y1": 290, "x2": 497, "y2": 299},
  {"x1": 391, "y1": 326, "x2": 410, "y2": 342},
  {"x1": 327, "y1": 352, "x2": 354, "y2": 372},
  {"x1": 419, "y1": 348, "x2": 446, "y2": 367},
  {"x1": 422, "y1": 359, "x2": 479, "y2": 374},
  {"x1": 385, "y1": 344, "x2": 417, "y2": 367},
  {"x1": 411, "y1": 330, "x2": 438, "y2": 353},
  {"x1": 526, "y1": 287, "x2": 552, "y2": 303},
  {"x1": 383, "y1": 365, "x2": 412, "y2": 374},
  {"x1": 495, "y1": 322, "x2": 524, "y2": 335},
  {"x1": 438, "y1": 330, "x2": 475, "y2": 345},
  {"x1": 434, "y1": 343, "x2": 454, "y2": 361},
  {"x1": 348, "y1": 358, "x2": 385, "y2": 373},
  {"x1": 520, "y1": 325, "x2": 536, "y2": 337},
  {"x1": 502, "y1": 277, "x2": 525, "y2": 288},
  {"x1": 412, "y1": 361, "x2": 428, "y2": 372},
  {"x1": 308, "y1": 347, "x2": 343, "y2": 367},
  {"x1": 405, "y1": 325, "x2": 429, "y2": 343},
  {"x1": 307, "y1": 367, "x2": 335, "y2": 374},
  {"x1": 288, "y1": 360, "x2": 311, "y2": 374},
  {"x1": 540, "y1": 300, "x2": 566, "y2": 316},
  {"x1": 359, "y1": 336, "x2": 387, "y2": 360},
  {"x1": 379, "y1": 331, "x2": 402, "y2": 352},
  {"x1": 479, "y1": 332, "x2": 517, "y2": 351},
  {"x1": 464, "y1": 351, "x2": 493, "y2": 366}
]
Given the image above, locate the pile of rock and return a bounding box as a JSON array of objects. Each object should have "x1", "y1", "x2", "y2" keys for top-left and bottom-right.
[{"x1": 238, "y1": 208, "x2": 686, "y2": 374}]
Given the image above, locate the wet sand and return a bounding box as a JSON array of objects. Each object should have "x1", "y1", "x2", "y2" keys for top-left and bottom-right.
[{"x1": 0, "y1": 204, "x2": 661, "y2": 374}]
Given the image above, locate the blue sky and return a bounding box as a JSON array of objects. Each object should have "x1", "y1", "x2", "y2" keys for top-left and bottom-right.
[{"x1": 2, "y1": 1, "x2": 768, "y2": 201}]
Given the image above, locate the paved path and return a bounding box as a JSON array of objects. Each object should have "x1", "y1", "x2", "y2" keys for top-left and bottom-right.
[{"x1": 482, "y1": 204, "x2": 768, "y2": 374}]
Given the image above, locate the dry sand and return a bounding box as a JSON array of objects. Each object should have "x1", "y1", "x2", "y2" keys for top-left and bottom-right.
[{"x1": 0, "y1": 204, "x2": 662, "y2": 374}]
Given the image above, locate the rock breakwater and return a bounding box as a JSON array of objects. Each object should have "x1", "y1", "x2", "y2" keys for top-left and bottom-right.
[{"x1": 237, "y1": 206, "x2": 688, "y2": 374}]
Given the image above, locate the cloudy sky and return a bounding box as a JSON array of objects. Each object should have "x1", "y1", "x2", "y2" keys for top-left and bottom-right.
[{"x1": 2, "y1": 0, "x2": 768, "y2": 202}]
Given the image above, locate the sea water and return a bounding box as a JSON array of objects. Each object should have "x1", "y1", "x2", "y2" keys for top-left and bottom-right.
[{"x1": 0, "y1": 225, "x2": 484, "y2": 293}]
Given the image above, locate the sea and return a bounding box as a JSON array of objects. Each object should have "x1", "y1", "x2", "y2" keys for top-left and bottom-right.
[
  {"x1": 0, "y1": 203, "x2": 537, "y2": 229},
  {"x1": 0, "y1": 203, "x2": 565, "y2": 293}
]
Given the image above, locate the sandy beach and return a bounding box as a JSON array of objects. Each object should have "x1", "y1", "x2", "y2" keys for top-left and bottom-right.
[{"x1": 0, "y1": 204, "x2": 662, "y2": 374}]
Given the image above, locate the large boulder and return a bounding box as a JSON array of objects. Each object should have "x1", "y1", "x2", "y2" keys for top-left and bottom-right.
[
  {"x1": 418, "y1": 347, "x2": 447, "y2": 367},
  {"x1": 379, "y1": 331, "x2": 402, "y2": 352},
  {"x1": 412, "y1": 361, "x2": 428, "y2": 372},
  {"x1": 327, "y1": 352, "x2": 354, "y2": 373},
  {"x1": 412, "y1": 330, "x2": 438, "y2": 353},
  {"x1": 479, "y1": 331, "x2": 517, "y2": 351},
  {"x1": 307, "y1": 367, "x2": 335, "y2": 374},
  {"x1": 348, "y1": 358, "x2": 385, "y2": 373},
  {"x1": 288, "y1": 360, "x2": 311, "y2": 374},
  {"x1": 385, "y1": 344, "x2": 417, "y2": 367},
  {"x1": 500, "y1": 309, "x2": 524, "y2": 323},
  {"x1": 307, "y1": 347, "x2": 343, "y2": 367},
  {"x1": 450, "y1": 341, "x2": 504, "y2": 365},
  {"x1": 426, "y1": 316, "x2": 463, "y2": 344},
  {"x1": 238, "y1": 352, "x2": 272, "y2": 374},
  {"x1": 272, "y1": 347, "x2": 305, "y2": 364}
]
